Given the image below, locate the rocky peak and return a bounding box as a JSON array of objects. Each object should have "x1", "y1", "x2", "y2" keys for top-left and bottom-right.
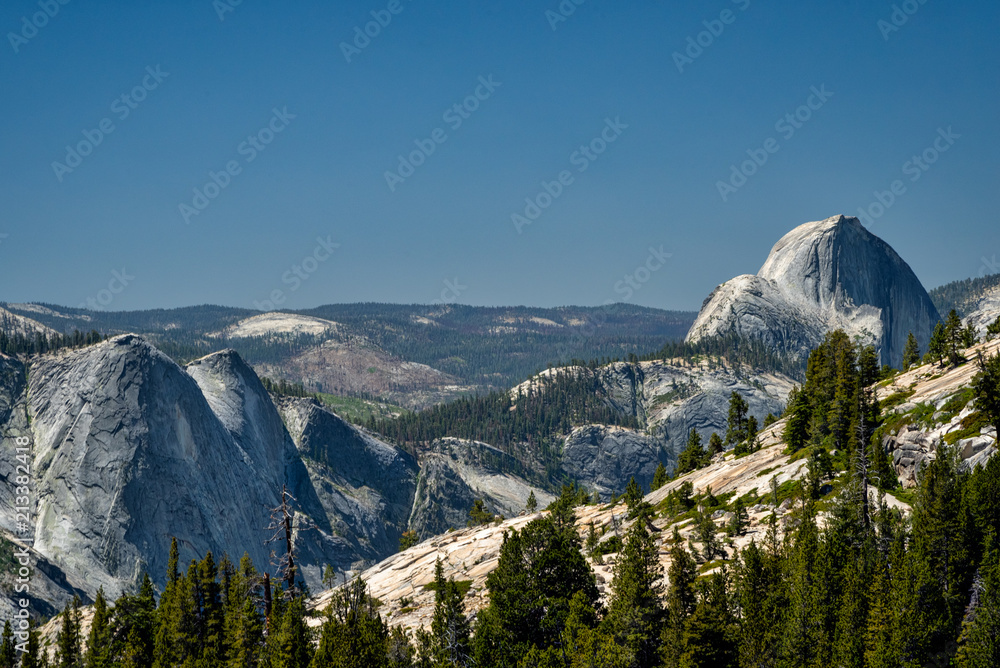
[{"x1": 687, "y1": 215, "x2": 940, "y2": 367}]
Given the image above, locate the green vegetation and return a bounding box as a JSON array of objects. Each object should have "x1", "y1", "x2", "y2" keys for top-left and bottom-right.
[
  {"x1": 370, "y1": 370, "x2": 640, "y2": 485},
  {"x1": 929, "y1": 272, "x2": 1000, "y2": 317},
  {"x1": 0, "y1": 328, "x2": 107, "y2": 357},
  {"x1": 316, "y1": 393, "x2": 409, "y2": 425}
]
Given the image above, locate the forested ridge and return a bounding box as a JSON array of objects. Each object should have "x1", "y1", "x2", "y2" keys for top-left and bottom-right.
[{"x1": 929, "y1": 272, "x2": 1000, "y2": 318}]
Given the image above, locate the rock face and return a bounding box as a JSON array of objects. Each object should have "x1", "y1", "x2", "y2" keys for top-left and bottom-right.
[
  {"x1": 560, "y1": 425, "x2": 665, "y2": 495},
  {"x1": 965, "y1": 283, "x2": 1000, "y2": 336},
  {"x1": 687, "y1": 215, "x2": 940, "y2": 367},
  {"x1": 275, "y1": 397, "x2": 419, "y2": 574},
  {"x1": 0, "y1": 336, "x2": 434, "y2": 600},
  {"x1": 408, "y1": 438, "x2": 555, "y2": 538},
  {"x1": 521, "y1": 360, "x2": 793, "y2": 488},
  {"x1": 877, "y1": 337, "x2": 1000, "y2": 487}
]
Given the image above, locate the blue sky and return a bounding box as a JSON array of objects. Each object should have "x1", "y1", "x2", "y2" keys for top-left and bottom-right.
[{"x1": 1, "y1": 0, "x2": 997, "y2": 312}]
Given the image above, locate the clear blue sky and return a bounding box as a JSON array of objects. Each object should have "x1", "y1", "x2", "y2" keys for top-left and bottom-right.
[{"x1": 2, "y1": 0, "x2": 997, "y2": 312}]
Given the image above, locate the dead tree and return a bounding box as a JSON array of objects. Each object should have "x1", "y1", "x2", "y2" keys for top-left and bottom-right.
[{"x1": 266, "y1": 485, "x2": 299, "y2": 597}]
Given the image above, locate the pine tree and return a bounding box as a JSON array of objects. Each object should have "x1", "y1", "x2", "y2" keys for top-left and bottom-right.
[
  {"x1": 926, "y1": 321, "x2": 948, "y2": 365},
  {"x1": 676, "y1": 429, "x2": 706, "y2": 476},
  {"x1": 955, "y1": 544, "x2": 1000, "y2": 667},
  {"x1": 430, "y1": 560, "x2": 472, "y2": 667},
  {"x1": 660, "y1": 543, "x2": 697, "y2": 668},
  {"x1": 724, "y1": 391, "x2": 749, "y2": 446},
  {"x1": 198, "y1": 552, "x2": 225, "y2": 666},
  {"x1": 945, "y1": 309, "x2": 966, "y2": 365},
  {"x1": 525, "y1": 490, "x2": 538, "y2": 512},
  {"x1": 902, "y1": 331, "x2": 921, "y2": 370},
  {"x1": 0, "y1": 621, "x2": 15, "y2": 668},
  {"x1": 154, "y1": 538, "x2": 182, "y2": 668},
  {"x1": 604, "y1": 521, "x2": 663, "y2": 668},
  {"x1": 783, "y1": 386, "x2": 811, "y2": 452},
  {"x1": 623, "y1": 477, "x2": 644, "y2": 510},
  {"x1": 55, "y1": 597, "x2": 83, "y2": 668},
  {"x1": 18, "y1": 620, "x2": 43, "y2": 668},
  {"x1": 680, "y1": 570, "x2": 737, "y2": 668},
  {"x1": 735, "y1": 540, "x2": 785, "y2": 668},
  {"x1": 84, "y1": 588, "x2": 111, "y2": 668},
  {"x1": 726, "y1": 498, "x2": 748, "y2": 537},
  {"x1": 651, "y1": 463, "x2": 668, "y2": 491},
  {"x1": 221, "y1": 553, "x2": 264, "y2": 668},
  {"x1": 270, "y1": 597, "x2": 312, "y2": 668},
  {"x1": 707, "y1": 433, "x2": 724, "y2": 459}
]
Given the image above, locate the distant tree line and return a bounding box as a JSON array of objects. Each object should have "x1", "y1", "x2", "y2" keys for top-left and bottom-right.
[{"x1": 0, "y1": 329, "x2": 106, "y2": 357}]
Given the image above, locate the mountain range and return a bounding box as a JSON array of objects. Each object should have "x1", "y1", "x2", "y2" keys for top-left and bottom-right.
[{"x1": 2, "y1": 214, "x2": 1000, "y2": 622}]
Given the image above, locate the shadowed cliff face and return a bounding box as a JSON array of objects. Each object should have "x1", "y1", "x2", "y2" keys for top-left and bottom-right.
[{"x1": 688, "y1": 215, "x2": 940, "y2": 367}]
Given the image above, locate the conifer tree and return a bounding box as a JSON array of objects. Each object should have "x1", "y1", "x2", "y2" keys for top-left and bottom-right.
[
  {"x1": 84, "y1": 588, "x2": 111, "y2": 668},
  {"x1": 902, "y1": 331, "x2": 921, "y2": 370},
  {"x1": 726, "y1": 497, "x2": 748, "y2": 537},
  {"x1": 604, "y1": 521, "x2": 663, "y2": 668},
  {"x1": 927, "y1": 322, "x2": 947, "y2": 365},
  {"x1": 18, "y1": 620, "x2": 43, "y2": 668},
  {"x1": 987, "y1": 315, "x2": 1000, "y2": 340},
  {"x1": 430, "y1": 560, "x2": 472, "y2": 667},
  {"x1": 270, "y1": 597, "x2": 312, "y2": 668},
  {"x1": 623, "y1": 477, "x2": 644, "y2": 509},
  {"x1": 945, "y1": 309, "x2": 966, "y2": 365},
  {"x1": 680, "y1": 570, "x2": 737, "y2": 668},
  {"x1": 154, "y1": 538, "x2": 182, "y2": 668},
  {"x1": 650, "y1": 462, "x2": 668, "y2": 491},
  {"x1": 676, "y1": 429, "x2": 705, "y2": 475},
  {"x1": 783, "y1": 386, "x2": 811, "y2": 452},
  {"x1": 660, "y1": 543, "x2": 696, "y2": 668},
  {"x1": 955, "y1": 544, "x2": 1000, "y2": 667},
  {"x1": 225, "y1": 563, "x2": 265, "y2": 668},
  {"x1": 724, "y1": 391, "x2": 749, "y2": 446},
  {"x1": 55, "y1": 597, "x2": 83, "y2": 668},
  {"x1": 0, "y1": 621, "x2": 15, "y2": 668},
  {"x1": 525, "y1": 490, "x2": 537, "y2": 512},
  {"x1": 735, "y1": 540, "x2": 784, "y2": 668},
  {"x1": 707, "y1": 432, "x2": 724, "y2": 459}
]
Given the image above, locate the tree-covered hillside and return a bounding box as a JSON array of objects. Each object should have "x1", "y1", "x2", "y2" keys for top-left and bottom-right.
[{"x1": 930, "y1": 272, "x2": 1000, "y2": 317}]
